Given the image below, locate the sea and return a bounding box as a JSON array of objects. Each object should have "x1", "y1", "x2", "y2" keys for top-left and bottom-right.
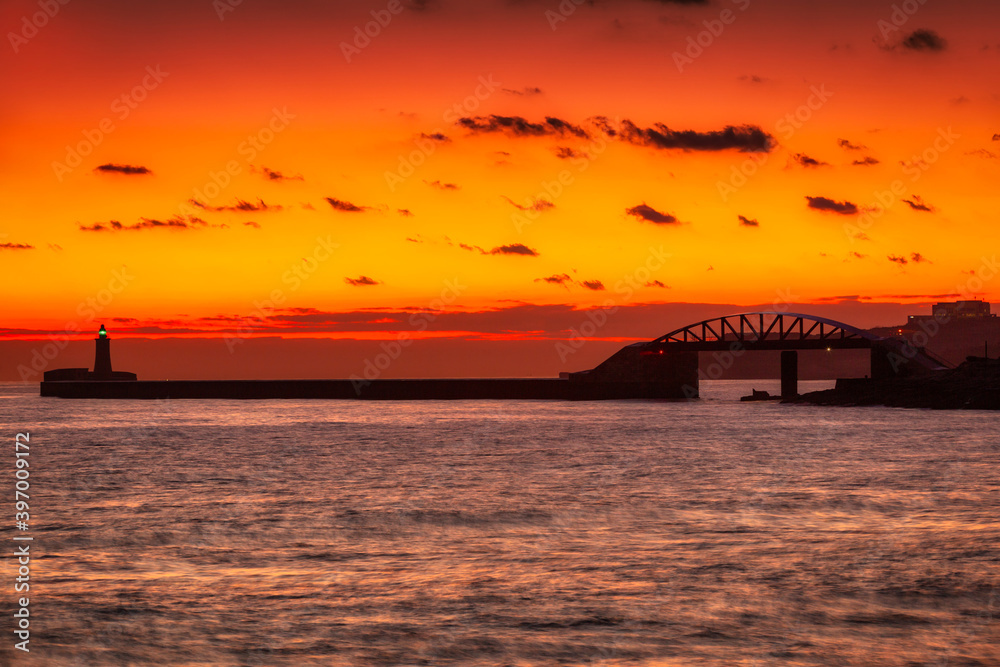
[{"x1": 0, "y1": 380, "x2": 997, "y2": 666}]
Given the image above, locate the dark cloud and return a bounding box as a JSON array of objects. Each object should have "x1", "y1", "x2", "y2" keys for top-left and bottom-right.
[
  {"x1": 425, "y1": 180, "x2": 460, "y2": 191},
  {"x1": 626, "y1": 204, "x2": 679, "y2": 225},
  {"x1": 806, "y1": 196, "x2": 858, "y2": 215},
  {"x1": 190, "y1": 198, "x2": 282, "y2": 212},
  {"x1": 903, "y1": 196, "x2": 934, "y2": 212},
  {"x1": 257, "y1": 166, "x2": 303, "y2": 181},
  {"x1": 580, "y1": 280, "x2": 606, "y2": 291},
  {"x1": 737, "y1": 215, "x2": 758, "y2": 227},
  {"x1": 502, "y1": 86, "x2": 543, "y2": 96},
  {"x1": 243, "y1": 221, "x2": 261, "y2": 228},
  {"x1": 965, "y1": 149, "x2": 997, "y2": 159},
  {"x1": 79, "y1": 215, "x2": 210, "y2": 232},
  {"x1": 398, "y1": 209, "x2": 414, "y2": 216},
  {"x1": 535, "y1": 273, "x2": 573, "y2": 286},
  {"x1": 644, "y1": 280, "x2": 669, "y2": 288},
  {"x1": 888, "y1": 255, "x2": 908, "y2": 265},
  {"x1": 457, "y1": 115, "x2": 589, "y2": 138},
  {"x1": 0, "y1": 242, "x2": 34, "y2": 250},
  {"x1": 345, "y1": 276, "x2": 380, "y2": 287},
  {"x1": 420, "y1": 132, "x2": 451, "y2": 143},
  {"x1": 901, "y1": 29, "x2": 947, "y2": 51},
  {"x1": 910, "y1": 252, "x2": 930, "y2": 263},
  {"x1": 993, "y1": 134, "x2": 1000, "y2": 141},
  {"x1": 553, "y1": 146, "x2": 586, "y2": 160},
  {"x1": 849, "y1": 252, "x2": 868, "y2": 259},
  {"x1": 490, "y1": 244, "x2": 539, "y2": 256},
  {"x1": 503, "y1": 196, "x2": 554, "y2": 213},
  {"x1": 838, "y1": 139, "x2": 866, "y2": 151},
  {"x1": 852, "y1": 156, "x2": 880, "y2": 166},
  {"x1": 325, "y1": 197, "x2": 371, "y2": 212},
  {"x1": 737, "y1": 75, "x2": 766, "y2": 84},
  {"x1": 94, "y1": 163, "x2": 151, "y2": 175},
  {"x1": 611, "y1": 119, "x2": 774, "y2": 153},
  {"x1": 792, "y1": 153, "x2": 829, "y2": 168}
]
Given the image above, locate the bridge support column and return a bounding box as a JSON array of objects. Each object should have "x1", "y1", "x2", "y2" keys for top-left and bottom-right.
[{"x1": 781, "y1": 351, "x2": 798, "y2": 398}]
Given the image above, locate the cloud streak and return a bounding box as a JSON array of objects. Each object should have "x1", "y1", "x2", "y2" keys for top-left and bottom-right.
[
  {"x1": 610, "y1": 119, "x2": 774, "y2": 153},
  {"x1": 626, "y1": 204, "x2": 679, "y2": 225},
  {"x1": 792, "y1": 153, "x2": 829, "y2": 168},
  {"x1": 902, "y1": 29, "x2": 947, "y2": 51},
  {"x1": 345, "y1": 276, "x2": 380, "y2": 286},
  {"x1": 490, "y1": 243, "x2": 539, "y2": 256},
  {"x1": 503, "y1": 196, "x2": 554, "y2": 212},
  {"x1": 325, "y1": 197, "x2": 372, "y2": 212},
  {"x1": 425, "y1": 180, "x2": 460, "y2": 191},
  {"x1": 806, "y1": 196, "x2": 858, "y2": 215},
  {"x1": 94, "y1": 163, "x2": 151, "y2": 175},
  {"x1": 257, "y1": 166, "x2": 304, "y2": 181},
  {"x1": 457, "y1": 115, "x2": 589, "y2": 138},
  {"x1": 190, "y1": 198, "x2": 282, "y2": 212},
  {"x1": 903, "y1": 196, "x2": 934, "y2": 212},
  {"x1": 79, "y1": 216, "x2": 212, "y2": 232}
]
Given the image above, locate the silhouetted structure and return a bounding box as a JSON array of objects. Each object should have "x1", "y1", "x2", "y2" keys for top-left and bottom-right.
[
  {"x1": 40, "y1": 312, "x2": 945, "y2": 400},
  {"x1": 906, "y1": 300, "x2": 994, "y2": 328},
  {"x1": 42, "y1": 325, "x2": 137, "y2": 382}
]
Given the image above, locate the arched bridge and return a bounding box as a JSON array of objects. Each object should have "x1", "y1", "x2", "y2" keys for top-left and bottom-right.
[
  {"x1": 572, "y1": 312, "x2": 950, "y2": 399},
  {"x1": 654, "y1": 312, "x2": 885, "y2": 351},
  {"x1": 648, "y1": 311, "x2": 949, "y2": 370}
]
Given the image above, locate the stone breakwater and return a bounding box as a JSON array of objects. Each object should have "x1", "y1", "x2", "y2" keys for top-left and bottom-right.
[{"x1": 794, "y1": 358, "x2": 1000, "y2": 410}]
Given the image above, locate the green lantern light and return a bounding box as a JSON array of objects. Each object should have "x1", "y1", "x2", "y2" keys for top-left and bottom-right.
[{"x1": 98, "y1": 325, "x2": 107, "y2": 338}]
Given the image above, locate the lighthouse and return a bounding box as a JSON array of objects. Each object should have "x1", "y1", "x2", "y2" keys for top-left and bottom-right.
[
  {"x1": 41, "y1": 325, "x2": 137, "y2": 382},
  {"x1": 93, "y1": 324, "x2": 113, "y2": 379}
]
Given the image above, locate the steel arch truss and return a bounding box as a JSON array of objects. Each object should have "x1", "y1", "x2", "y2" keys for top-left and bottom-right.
[{"x1": 652, "y1": 312, "x2": 883, "y2": 348}]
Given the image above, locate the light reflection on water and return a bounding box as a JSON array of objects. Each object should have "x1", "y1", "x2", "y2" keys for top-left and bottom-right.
[{"x1": 0, "y1": 380, "x2": 997, "y2": 666}]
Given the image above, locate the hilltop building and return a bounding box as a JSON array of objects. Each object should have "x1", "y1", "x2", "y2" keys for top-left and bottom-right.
[
  {"x1": 905, "y1": 300, "x2": 994, "y2": 327},
  {"x1": 870, "y1": 300, "x2": 998, "y2": 365}
]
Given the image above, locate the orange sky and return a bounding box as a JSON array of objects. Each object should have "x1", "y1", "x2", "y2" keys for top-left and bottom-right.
[{"x1": 2, "y1": 0, "x2": 999, "y2": 378}]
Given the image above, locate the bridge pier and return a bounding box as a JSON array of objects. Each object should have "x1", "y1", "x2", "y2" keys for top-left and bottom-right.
[{"x1": 781, "y1": 350, "x2": 798, "y2": 398}]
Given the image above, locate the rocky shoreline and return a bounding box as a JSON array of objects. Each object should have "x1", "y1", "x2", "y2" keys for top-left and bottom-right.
[{"x1": 793, "y1": 357, "x2": 1000, "y2": 410}]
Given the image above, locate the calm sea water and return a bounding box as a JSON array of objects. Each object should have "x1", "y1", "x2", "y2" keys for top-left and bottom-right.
[{"x1": 0, "y1": 380, "x2": 997, "y2": 666}]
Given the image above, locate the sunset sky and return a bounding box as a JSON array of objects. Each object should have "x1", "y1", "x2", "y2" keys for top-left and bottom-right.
[{"x1": 2, "y1": 0, "x2": 998, "y2": 379}]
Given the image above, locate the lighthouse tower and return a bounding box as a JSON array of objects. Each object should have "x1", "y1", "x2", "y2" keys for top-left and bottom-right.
[{"x1": 93, "y1": 324, "x2": 113, "y2": 379}]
